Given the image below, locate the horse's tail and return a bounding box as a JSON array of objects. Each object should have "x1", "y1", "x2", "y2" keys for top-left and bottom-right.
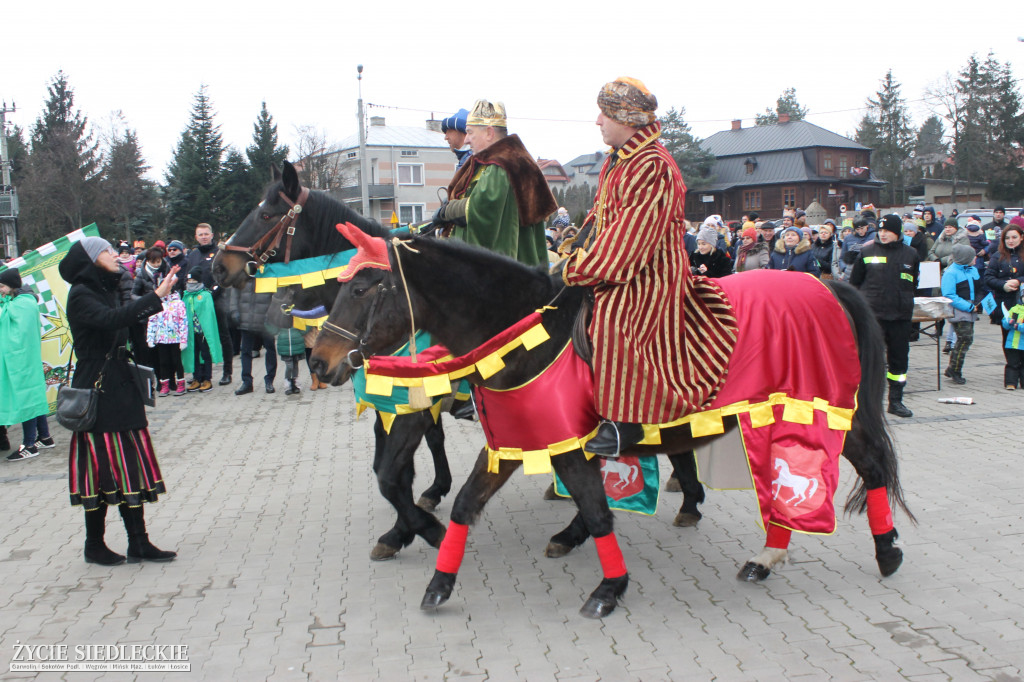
[{"x1": 824, "y1": 279, "x2": 916, "y2": 524}]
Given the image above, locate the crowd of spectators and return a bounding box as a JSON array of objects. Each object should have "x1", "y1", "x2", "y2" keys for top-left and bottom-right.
[{"x1": 1, "y1": 221, "x2": 321, "y2": 462}]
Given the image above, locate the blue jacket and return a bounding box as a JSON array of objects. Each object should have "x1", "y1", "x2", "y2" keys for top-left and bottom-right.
[
  {"x1": 1003, "y1": 303, "x2": 1024, "y2": 350},
  {"x1": 941, "y1": 262, "x2": 980, "y2": 320}
]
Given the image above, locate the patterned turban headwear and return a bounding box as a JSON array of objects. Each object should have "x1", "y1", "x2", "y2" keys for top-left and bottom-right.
[
  {"x1": 467, "y1": 99, "x2": 507, "y2": 128},
  {"x1": 598, "y1": 77, "x2": 658, "y2": 127}
]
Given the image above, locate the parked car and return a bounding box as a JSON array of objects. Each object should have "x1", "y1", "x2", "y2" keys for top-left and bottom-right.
[{"x1": 956, "y1": 208, "x2": 1023, "y2": 230}]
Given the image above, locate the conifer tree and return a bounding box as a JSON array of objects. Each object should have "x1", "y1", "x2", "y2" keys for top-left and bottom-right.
[
  {"x1": 100, "y1": 124, "x2": 160, "y2": 243},
  {"x1": 755, "y1": 88, "x2": 809, "y2": 126},
  {"x1": 658, "y1": 107, "x2": 714, "y2": 188},
  {"x1": 858, "y1": 71, "x2": 915, "y2": 205},
  {"x1": 20, "y1": 71, "x2": 101, "y2": 245},
  {"x1": 164, "y1": 85, "x2": 224, "y2": 240}
]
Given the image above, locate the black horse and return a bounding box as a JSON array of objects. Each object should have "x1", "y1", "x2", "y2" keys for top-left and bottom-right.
[
  {"x1": 212, "y1": 162, "x2": 452, "y2": 559},
  {"x1": 309, "y1": 229, "x2": 913, "y2": 619}
]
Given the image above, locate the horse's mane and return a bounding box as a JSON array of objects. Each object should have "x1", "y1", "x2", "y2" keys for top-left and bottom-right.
[
  {"x1": 404, "y1": 235, "x2": 567, "y2": 330},
  {"x1": 261, "y1": 181, "x2": 390, "y2": 259}
]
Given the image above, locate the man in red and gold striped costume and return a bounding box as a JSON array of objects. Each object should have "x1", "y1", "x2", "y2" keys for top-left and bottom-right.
[{"x1": 563, "y1": 78, "x2": 736, "y2": 456}]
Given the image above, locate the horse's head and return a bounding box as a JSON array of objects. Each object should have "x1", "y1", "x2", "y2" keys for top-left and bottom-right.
[
  {"x1": 213, "y1": 161, "x2": 305, "y2": 289},
  {"x1": 308, "y1": 226, "x2": 411, "y2": 386}
]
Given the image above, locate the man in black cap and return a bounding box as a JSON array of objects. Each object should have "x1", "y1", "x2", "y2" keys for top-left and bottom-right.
[{"x1": 850, "y1": 214, "x2": 921, "y2": 418}]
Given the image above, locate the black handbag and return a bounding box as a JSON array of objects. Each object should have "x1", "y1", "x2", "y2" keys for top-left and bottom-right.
[{"x1": 55, "y1": 339, "x2": 117, "y2": 432}]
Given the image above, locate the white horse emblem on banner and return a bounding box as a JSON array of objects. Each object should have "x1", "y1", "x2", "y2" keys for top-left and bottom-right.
[
  {"x1": 772, "y1": 459, "x2": 819, "y2": 505},
  {"x1": 601, "y1": 460, "x2": 639, "y2": 490}
]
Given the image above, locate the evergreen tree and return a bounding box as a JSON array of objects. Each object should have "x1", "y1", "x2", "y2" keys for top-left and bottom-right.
[
  {"x1": 658, "y1": 107, "x2": 714, "y2": 188},
  {"x1": 914, "y1": 115, "x2": 947, "y2": 157},
  {"x1": 216, "y1": 148, "x2": 254, "y2": 236},
  {"x1": 4, "y1": 124, "x2": 28, "y2": 180},
  {"x1": 20, "y1": 71, "x2": 101, "y2": 246},
  {"x1": 859, "y1": 71, "x2": 915, "y2": 205},
  {"x1": 164, "y1": 85, "x2": 224, "y2": 240},
  {"x1": 245, "y1": 101, "x2": 290, "y2": 196},
  {"x1": 755, "y1": 87, "x2": 810, "y2": 126},
  {"x1": 99, "y1": 126, "x2": 160, "y2": 244},
  {"x1": 954, "y1": 52, "x2": 1024, "y2": 200}
]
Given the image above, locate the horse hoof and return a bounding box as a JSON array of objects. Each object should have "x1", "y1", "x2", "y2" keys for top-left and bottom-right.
[
  {"x1": 416, "y1": 496, "x2": 439, "y2": 512},
  {"x1": 370, "y1": 543, "x2": 400, "y2": 561},
  {"x1": 673, "y1": 511, "x2": 701, "y2": 527},
  {"x1": 737, "y1": 561, "x2": 771, "y2": 582},
  {"x1": 420, "y1": 570, "x2": 456, "y2": 611},
  {"x1": 665, "y1": 476, "x2": 682, "y2": 493},
  {"x1": 545, "y1": 542, "x2": 573, "y2": 558},
  {"x1": 874, "y1": 529, "x2": 903, "y2": 577},
  {"x1": 579, "y1": 574, "x2": 628, "y2": 619},
  {"x1": 877, "y1": 547, "x2": 903, "y2": 577},
  {"x1": 542, "y1": 483, "x2": 565, "y2": 501},
  {"x1": 579, "y1": 596, "x2": 617, "y2": 619},
  {"x1": 420, "y1": 589, "x2": 449, "y2": 610}
]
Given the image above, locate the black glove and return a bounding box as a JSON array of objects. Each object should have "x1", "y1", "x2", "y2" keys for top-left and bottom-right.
[
  {"x1": 435, "y1": 198, "x2": 468, "y2": 228},
  {"x1": 431, "y1": 201, "x2": 449, "y2": 227}
]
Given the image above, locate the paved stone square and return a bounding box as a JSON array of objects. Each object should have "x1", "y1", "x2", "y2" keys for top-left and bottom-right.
[{"x1": 1, "y1": 321, "x2": 1022, "y2": 681}]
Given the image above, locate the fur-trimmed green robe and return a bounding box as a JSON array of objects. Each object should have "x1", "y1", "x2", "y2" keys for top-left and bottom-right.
[
  {"x1": 0, "y1": 291, "x2": 49, "y2": 424},
  {"x1": 182, "y1": 287, "x2": 223, "y2": 373}
]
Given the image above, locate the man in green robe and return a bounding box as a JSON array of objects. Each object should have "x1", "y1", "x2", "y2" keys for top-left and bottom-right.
[
  {"x1": 182, "y1": 268, "x2": 224, "y2": 390},
  {"x1": 434, "y1": 99, "x2": 556, "y2": 267},
  {"x1": 0, "y1": 267, "x2": 51, "y2": 459}
]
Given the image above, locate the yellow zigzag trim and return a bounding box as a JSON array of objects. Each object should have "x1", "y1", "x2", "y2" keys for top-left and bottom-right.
[
  {"x1": 254, "y1": 265, "x2": 349, "y2": 294},
  {"x1": 484, "y1": 393, "x2": 853, "y2": 475},
  {"x1": 364, "y1": 323, "x2": 550, "y2": 399}
]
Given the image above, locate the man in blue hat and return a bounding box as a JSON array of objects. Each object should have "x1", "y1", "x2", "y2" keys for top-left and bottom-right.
[{"x1": 441, "y1": 108, "x2": 472, "y2": 170}]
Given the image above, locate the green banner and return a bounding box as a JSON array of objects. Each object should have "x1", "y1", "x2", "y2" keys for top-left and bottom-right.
[{"x1": 0, "y1": 224, "x2": 102, "y2": 414}]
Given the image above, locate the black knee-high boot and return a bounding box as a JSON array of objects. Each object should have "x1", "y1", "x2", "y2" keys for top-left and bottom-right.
[
  {"x1": 119, "y1": 505, "x2": 177, "y2": 563},
  {"x1": 84, "y1": 506, "x2": 126, "y2": 565}
]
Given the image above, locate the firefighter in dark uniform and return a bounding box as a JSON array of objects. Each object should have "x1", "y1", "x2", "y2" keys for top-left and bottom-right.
[{"x1": 850, "y1": 214, "x2": 921, "y2": 418}]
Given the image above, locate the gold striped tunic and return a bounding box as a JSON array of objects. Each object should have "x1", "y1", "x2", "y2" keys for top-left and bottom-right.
[{"x1": 563, "y1": 122, "x2": 735, "y2": 423}]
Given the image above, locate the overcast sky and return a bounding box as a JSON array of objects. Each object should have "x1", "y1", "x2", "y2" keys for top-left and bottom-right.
[{"x1": 4, "y1": 0, "x2": 1021, "y2": 188}]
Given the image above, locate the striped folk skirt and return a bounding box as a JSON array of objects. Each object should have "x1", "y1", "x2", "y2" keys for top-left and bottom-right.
[{"x1": 69, "y1": 429, "x2": 167, "y2": 510}]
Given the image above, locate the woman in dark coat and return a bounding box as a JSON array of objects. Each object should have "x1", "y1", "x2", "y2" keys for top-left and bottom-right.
[
  {"x1": 984, "y1": 221, "x2": 1024, "y2": 383},
  {"x1": 58, "y1": 236, "x2": 180, "y2": 566}
]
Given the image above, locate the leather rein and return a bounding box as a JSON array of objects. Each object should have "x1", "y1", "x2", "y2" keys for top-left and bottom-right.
[
  {"x1": 318, "y1": 241, "x2": 404, "y2": 370},
  {"x1": 219, "y1": 187, "x2": 311, "y2": 276}
]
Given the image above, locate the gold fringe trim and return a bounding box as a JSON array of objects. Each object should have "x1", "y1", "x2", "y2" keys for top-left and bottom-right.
[{"x1": 364, "y1": 322, "x2": 550, "y2": 398}]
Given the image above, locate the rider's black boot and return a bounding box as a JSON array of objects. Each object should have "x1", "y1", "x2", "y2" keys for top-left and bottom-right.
[{"x1": 583, "y1": 421, "x2": 644, "y2": 458}]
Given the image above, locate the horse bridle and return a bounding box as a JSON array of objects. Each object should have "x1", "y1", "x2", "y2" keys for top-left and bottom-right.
[
  {"x1": 220, "y1": 187, "x2": 311, "y2": 276},
  {"x1": 317, "y1": 247, "x2": 401, "y2": 370}
]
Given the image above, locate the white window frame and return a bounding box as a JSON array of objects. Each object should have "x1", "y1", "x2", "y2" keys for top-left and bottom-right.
[
  {"x1": 398, "y1": 203, "x2": 426, "y2": 226},
  {"x1": 397, "y1": 163, "x2": 424, "y2": 186}
]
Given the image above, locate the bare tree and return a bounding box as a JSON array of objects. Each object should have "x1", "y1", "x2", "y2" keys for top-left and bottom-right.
[
  {"x1": 292, "y1": 124, "x2": 353, "y2": 191},
  {"x1": 924, "y1": 72, "x2": 966, "y2": 203}
]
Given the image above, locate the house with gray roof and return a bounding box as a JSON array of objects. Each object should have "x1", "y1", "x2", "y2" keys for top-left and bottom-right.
[
  {"x1": 686, "y1": 115, "x2": 885, "y2": 221},
  {"x1": 320, "y1": 116, "x2": 457, "y2": 227}
]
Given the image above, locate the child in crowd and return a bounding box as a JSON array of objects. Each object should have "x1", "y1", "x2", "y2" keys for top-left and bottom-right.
[
  {"x1": 277, "y1": 325, "x2": 306, "y2": 395},
  {"x1": 1002, "y1": 291, "x2": 1024, "y2": 390},
  {"x1": 182, "y1": 267, "x2": 222, "y2": 392},
  {"x1": 146, "y1": 286, "x2": 188, "y2": 396},
  {"x1": 941, "y1": 245, "x2": 983, "y2": 385}
]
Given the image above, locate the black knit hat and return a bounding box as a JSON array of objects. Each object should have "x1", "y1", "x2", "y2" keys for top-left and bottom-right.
[
  {"x1": 878, "y1": 214, "x2": 904, "y2": 236},
  {"x1": 0, "y1": 267, "x2": 21, "y2": 290},
  {"x1": 188, "y1": 266, "x2": 203, "y2": 281}
]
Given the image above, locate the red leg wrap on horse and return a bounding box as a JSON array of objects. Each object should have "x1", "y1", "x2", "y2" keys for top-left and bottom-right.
[
  {"x1": 765, "y1": 523, "x2": 792, "y2": 549},
  {"x1": 866, "y1": 487, "x2": 894, "y2": 535},
  {"x1": 436, "y1": 522, "x2": 469, "y2": 574},
  {"x1": 593, "y1": 533, "x2": 627, "y2": 579}
]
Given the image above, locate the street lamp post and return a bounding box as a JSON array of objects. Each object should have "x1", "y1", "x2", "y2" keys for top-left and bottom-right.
[{"x1": 357, "y1": 65, "x2": 370, "y2": 218}]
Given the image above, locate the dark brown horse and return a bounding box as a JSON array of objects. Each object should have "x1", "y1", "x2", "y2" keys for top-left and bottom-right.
[
  {"x1": 212, "y1": 162, "x2": 452, "y2": 559},
  {"x1": 309, "y1": 229, "x2": 913, "y2": 618}
]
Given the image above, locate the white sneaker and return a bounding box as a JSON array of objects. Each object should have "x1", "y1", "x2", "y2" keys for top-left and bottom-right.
[{"x1": 6, "y1": 445, "x2": 40, "y2": 461}]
